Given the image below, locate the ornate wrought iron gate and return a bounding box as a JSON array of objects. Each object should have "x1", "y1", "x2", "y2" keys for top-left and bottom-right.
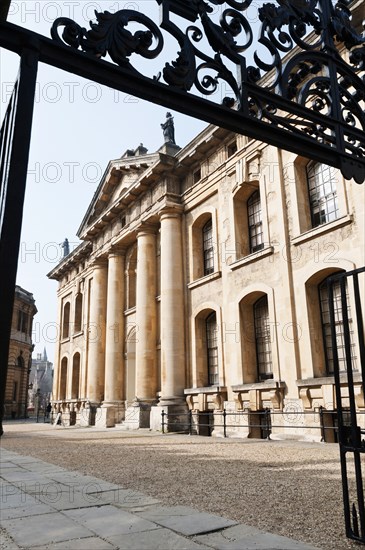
[
  {"x1": 0, "y1": 50, "x2": 38, "y2": 436},
  {"x1": 0, "y1": 0, "x2": 364, "y2": 541},
  {"x1": 328, "y1": 267, "x2": 365, "y2": 542}
]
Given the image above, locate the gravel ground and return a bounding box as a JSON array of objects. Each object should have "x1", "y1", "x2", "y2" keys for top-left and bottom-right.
[{"x1": 0, "y1": 421, "x2": 362, "y2": 550}]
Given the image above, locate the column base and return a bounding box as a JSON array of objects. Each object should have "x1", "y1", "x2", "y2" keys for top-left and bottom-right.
[
  {"x1": 150, "y1": 403, "x2": 188, "y2": 433},
  {"x1": 95, "y1": 401, "x2": 125, "y2": 428},
  {"x1": 79, "y1": 403, "x2": 98, "y2": 427},
  {"x1": 96, "y1": 401, "x2": 125, "y2": 428},
  {"x1": 121, "y1": 401, "x2": 154, "y2": 429}
]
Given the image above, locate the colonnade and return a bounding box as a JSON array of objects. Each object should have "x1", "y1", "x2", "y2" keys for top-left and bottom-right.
[{"x1": 86, "y1": 208, "x2": 186, "y2": 426}]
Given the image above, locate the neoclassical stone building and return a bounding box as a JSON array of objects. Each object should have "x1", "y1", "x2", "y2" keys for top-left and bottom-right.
[
  {"x1": 5, "y1": 286, "x2": 37, "y2": 419},
  {"x1": 48, "y1": 123, "x2": 364, "y2": 439}
]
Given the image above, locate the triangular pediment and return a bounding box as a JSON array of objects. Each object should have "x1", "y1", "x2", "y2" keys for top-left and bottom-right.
[{"x1": 77, "y1": 148, "x2": 159, "y2": 237}]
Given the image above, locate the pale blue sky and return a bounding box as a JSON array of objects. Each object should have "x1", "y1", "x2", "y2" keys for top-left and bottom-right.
[
  {"x1": 1, "y1": 1, "x2": 264, "y2": 361},
  {"x1": 1, "y1": 1, "x2": 209, "y2": 360}
]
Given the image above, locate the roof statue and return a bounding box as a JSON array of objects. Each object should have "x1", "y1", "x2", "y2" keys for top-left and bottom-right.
[
  {"x1": 161, "y1": 112, "x2": 175, "y2": 145},
  {"x1": 60, "y1": 238, "x2": 70, "y2": 258}
]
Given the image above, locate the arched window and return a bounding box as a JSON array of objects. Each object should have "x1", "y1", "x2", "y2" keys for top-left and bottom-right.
[
  {"x1": 203, "y1": 219, "x2": 214, "y2": 276},
  {"x1": 17, "y1": 310, "x2": 29, "y2": 333},
  {"x1": 17, "y1": 352, "x2": 25, "y2": 369},
  {"x1": 254, "y1": 296, "x2": 273, "y2": 380},
  {"x1": 306, "y1": 162, "x2": 339, "y2": 228},
  {"x1": 206, "y1": 312, "x2": 218, "y2": 385},
  {"x1": 71, "y1": 353, "x2": 80, "y2": 399},
  {"x1": 62, "y1": 302, "x2": 70, "y2": 339},
  {"x1": 247, "y1": 190, "x2": 264, "y2": 253},
  {"x1": 59, "y1": 358, "x2": 68, "y2": 400},
  {"x1": 74, "y1": 293, "x2": 83, "y2": 333},
  {"x1": 125, "y1": 245, "x2": 137, "y2": 309},
  {"x1": 319, "y1": 276, "x2": 357, "y2": 374}
]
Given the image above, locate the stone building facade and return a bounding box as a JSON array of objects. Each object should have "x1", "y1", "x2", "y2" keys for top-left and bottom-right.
[
  {"x1": 5, "y1": 286, "x2": 37, "y2": 419},
  {"x1": 28, "y1": 348, "x2": 53, "y2": 411},
  {"x1": 48, "y1": 125, "x2": 365, "y2": 440}
]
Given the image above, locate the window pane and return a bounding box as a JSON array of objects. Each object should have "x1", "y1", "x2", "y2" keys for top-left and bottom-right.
[
  {"x1": 203, "y1": 220, "x2": 214, "y2": 275},
  {"x1": 248, "y1": 191, "x2": 264, "y2": 253},
  {"x1": 206, "y1": 312, "x2": 219, "y2": 385},
  {"x1": 319, "y1": 278, "x2": 357, "y2": 374},
  {"x1": 254, "y1": 296, "x2": 273, "y2": 380},
  {"x1": 307, "y1": 162, "x2": 339, "y2": 228}
]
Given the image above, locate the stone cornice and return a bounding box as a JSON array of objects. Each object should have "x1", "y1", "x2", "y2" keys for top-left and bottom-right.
[{"x1": 47, "y1": 241, "x2": 92, "y2": 280}]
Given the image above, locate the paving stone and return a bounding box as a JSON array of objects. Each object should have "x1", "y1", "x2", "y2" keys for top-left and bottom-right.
[
  {"x1": 32, "y1": 536, "x2": 116, "y2": 549},
  {"x1": 135, "y1": 507, "x2": 237, "y2": 536},
  {"x1": 34, "y1": 489, "x2": 112, "y2": 510},
  {"x1": 0, "y1": 527, "x2": 21, "y2": 550},
  {"x1": 63, "y1": 504, "x2": 160, "y2": 537},
  {"x1": 0, "y1": 462, "x2": 20, "y2": 469},
  {"x1": 22, "y1": 464, "x2": 67, "y2": 475},
  {"x1": 46, "y1": 472, "x2": 121, "y2": 492},
  {"x1": 1, "y1": 491, "x2": 54, "y2": 520},
  {"x1": 137, "y1": 504, "x2": 203, "y2": 520},
  {"x1": 1, "y1": 471, "x2": 53, "y2": 484},
  {"x1": 99, "y1": 488, "x2": 160, "y2": 510},
  {"x1": 194, "y1": 526, "x2": 319, "y2": 550},
  {"x1": 6, "y1": 480, "x2": 73, "y2": 498},
  {"x1": 106, "y1": 527, "x2": 211, "y2": 549},
  {"x1": 1, "y1": 511, "x2": 94, "y2": 547},
  {"x1": 0, "y1": 482, "x2": 23, "y2": 499}
]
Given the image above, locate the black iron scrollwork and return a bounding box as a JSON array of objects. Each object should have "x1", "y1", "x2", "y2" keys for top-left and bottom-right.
[
  {"x1": 51, "y1": 10, "x2": 163, "y2": 68},
  {"x1": 51, "y1": 1, "x2": 365, "y2": 183}
]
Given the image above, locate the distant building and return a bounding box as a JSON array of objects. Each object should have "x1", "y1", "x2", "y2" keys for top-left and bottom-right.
[
  {"x1": 28, "y1": 348, "x2": 53, "y2": 411},
  {"x1": 5, "y1": 286, "x2": 37, "y2": 419}
]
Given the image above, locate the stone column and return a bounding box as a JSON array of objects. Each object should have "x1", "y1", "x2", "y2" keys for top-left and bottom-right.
[
  {"x1": 159, "y1": 209, "x2": 186, "y2": 403},
  {"x1": 100, "y1": 249, "x2": 125, "y2": 426},
  {"x1": 150, "y1": 209, "x2": 187, "y2": 431},
  {"x1": 133, "y1": 227, "x2": 157, "y2": 427},
  {"x1": 87, "y1": 261, "x2": 108, "y2": 406}
]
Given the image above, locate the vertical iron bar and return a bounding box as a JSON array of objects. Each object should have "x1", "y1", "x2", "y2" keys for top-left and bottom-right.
[
  {"x1": 353, "y1": 273, "x2": 365, "y2": 386},
  {"x1": 340, "y1": 276, "x2": 365, "y2": 540},
  {"x1": 328, "y1": 277, "x2": 352, "y2": 537},
  {"x1": 0, "y1": 84, "x2": 18, "y2": 228},
  {"x1": 0, "y1": 46, "x2": 39, "y2": 437},
  {"x1": 161, "y1": 410, "x2": 165, "y2": 434},
  {"x1": 189, "y1": 409, "x2": 192, "y2": 436},
  {"x1": 340, "y1": 277, "x2": 357, "y2": 447},
  {"x1": 223, "y1": 409, "x2": 226, "y2": 438},
  {"x1": 319, "y1": 406, "x2": 325, "y2": 442}
]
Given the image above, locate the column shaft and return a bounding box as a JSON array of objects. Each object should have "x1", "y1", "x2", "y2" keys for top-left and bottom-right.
[
  {"x1": 87, "y1": 262, "x2": 108, "y2": 403},
  {"x1": 135, "y1": 229, "x2": 157, "y2": 401},
  {"x1": 104, "y1": 252, "x2": 125, "y2": 404},
  {"x1": 160, "y1": 211, "x2": 185, "y2": 403}
]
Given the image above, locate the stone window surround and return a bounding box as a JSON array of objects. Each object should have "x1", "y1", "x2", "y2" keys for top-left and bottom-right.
[
  {"x1": 231, "y1": 171, "x2": 270, "y2": 264},
  {"x1": 291, "y1": 213, "x2": 353, "y2": 246},
  {"x1": 189, "y1": 207, "x2": 219, "y2": 282},
  {"x1": 303, "y1": 263, "x2": 360, "y2": 380},
  {"x1": 291, "y1": 157, "x2": 349, "y2": 236},
  {"x1": 230, "y1": 245, "x2": 273, "y2": 270},
  {"x1": 187, "y1": 270, "x2": 221, "y2": 290},
  {"x1": 191, "y1": 305, "x2": 225, "y2": 389}
]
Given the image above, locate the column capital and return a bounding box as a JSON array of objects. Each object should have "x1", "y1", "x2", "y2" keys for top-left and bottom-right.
[
  {"x1": 108, "y1": 245, "x2": 126, "y2": 258},
  {"x1": 91, "y1": 258, "x2": 108, "y2": 269},
  {"x1": 136, "y1": 223, "x2": 158, "y2": 238},
  {"x1": 159, "y1": 206, "x2": 184, "y2": 221}
]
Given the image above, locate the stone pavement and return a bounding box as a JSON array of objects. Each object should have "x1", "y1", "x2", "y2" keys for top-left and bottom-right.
[{"x1": 0, "y1": 448, "x2": 320, "y2": 550}]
